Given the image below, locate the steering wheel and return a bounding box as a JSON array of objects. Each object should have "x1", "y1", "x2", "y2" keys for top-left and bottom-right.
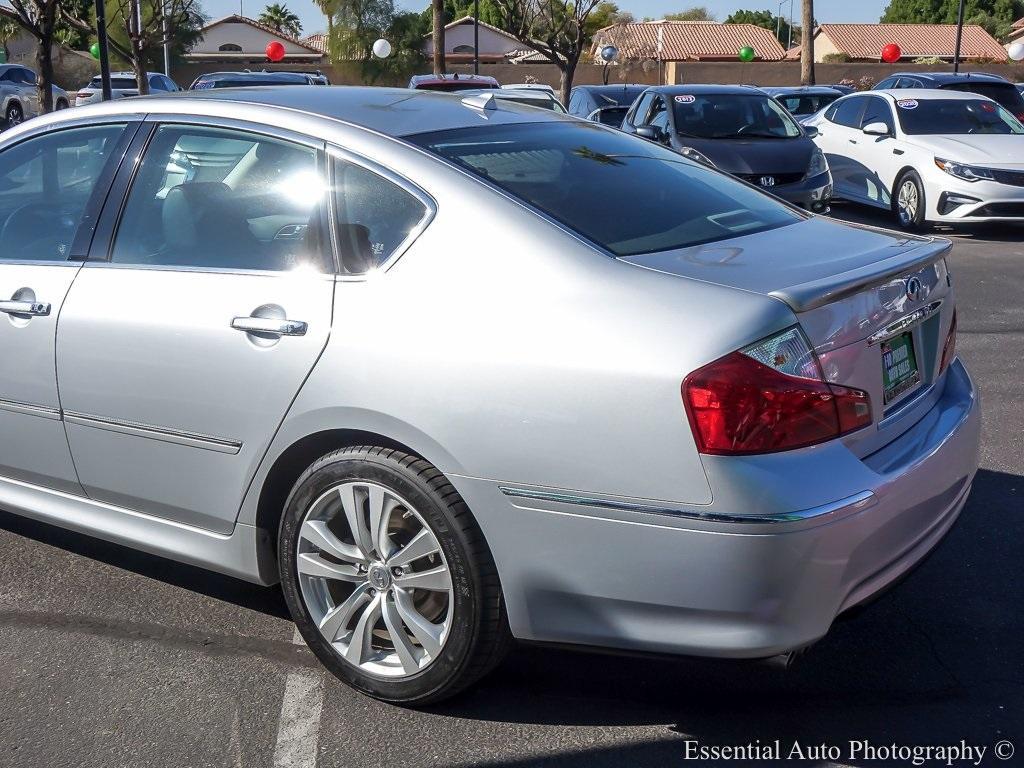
[{"x1": 0, "y1": 202, "x2": 79, "y2": 259}]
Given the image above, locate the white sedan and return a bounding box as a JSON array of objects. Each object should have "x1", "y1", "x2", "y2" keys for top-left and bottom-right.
[{"x1": 805, "y1": 88, "x2": 1024, "y2": 228}]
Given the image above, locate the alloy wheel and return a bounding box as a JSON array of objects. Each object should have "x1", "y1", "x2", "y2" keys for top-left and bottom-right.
[
  {"x1": 296, "y1": 481, "x2": 454, "y2": 678},
  {"x1": 897, "y1": 180, "x2": 918, "y2": 226},
  {"x1": 6, "y1": 105, "x2": 22, "y2": 126}
]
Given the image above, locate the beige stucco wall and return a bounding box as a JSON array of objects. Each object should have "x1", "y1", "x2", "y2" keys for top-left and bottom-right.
[
  {"x1": 813, "y1": 32, "x2": 842, "y2": 62},
  {"x1": 193, "y1": 20, "x2": 315, "y2": 55},
  {"x1": 422, "y1": 23, "x2": 524, "y2": 56}
]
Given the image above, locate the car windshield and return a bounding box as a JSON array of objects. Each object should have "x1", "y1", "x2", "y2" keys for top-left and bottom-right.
[
  {"x1": 409, "y1": 121, "x2": 801, "y2": 257},
  {"x1": 416, "y1": 82, "x2": 495, "y2": 92},
  {"x1": 941, "y1": 82, "x2": 1024, "y2": 116},
  {"x1": 776, "y1": 92, "x2": 841, "y2": 116},
  {"x1": 594, "y1": 106, "x2": 629, "y2": 125},
  {"x1": 895, "y1": 97, "x2": 1024, "y2": 135},
  {"x1": 672, "y1": 93, "x2": 802, "y2": 139}
]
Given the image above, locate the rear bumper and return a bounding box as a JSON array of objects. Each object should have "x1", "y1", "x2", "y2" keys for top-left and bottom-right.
[{"x1": 450, "y1": 358, "x2": 979, "y2": 658}]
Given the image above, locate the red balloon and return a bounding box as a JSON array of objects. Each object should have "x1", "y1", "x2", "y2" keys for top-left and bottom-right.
[
  {"x1": 881, "y1": 43, "x2": 901, "y2": 63},
  {"x1": 266, "y1": 41, "x2": 286, "y2": 62}
]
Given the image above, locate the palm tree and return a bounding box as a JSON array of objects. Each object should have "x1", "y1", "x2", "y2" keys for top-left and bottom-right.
[
  {"x1": 312, "y1": 0, "x2": 338, "y2": 61},
  {"x1": 259, "y1": 3, "x2": 303, "y2": 38}
]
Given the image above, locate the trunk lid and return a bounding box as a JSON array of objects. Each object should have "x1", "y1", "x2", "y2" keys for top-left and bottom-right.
[{"x1": 622, "y1": 216, "x2": 956, "y2": 454}]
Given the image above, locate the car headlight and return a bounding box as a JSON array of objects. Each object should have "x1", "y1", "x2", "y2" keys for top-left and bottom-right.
[
  {"x1": 806, "y1": 147, "x2": 828, "y2": 178},
  {"x1": 934, "y1": 157, "x2": 994, "y2": 182},
  {"x1": 680, "y1": 146, "x2": 715, "y2": 167}
]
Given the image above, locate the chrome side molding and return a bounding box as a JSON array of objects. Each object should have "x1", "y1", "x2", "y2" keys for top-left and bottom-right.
[
  {"x1": 499, "y1": 486, "x2": 877, "y2": 525},
  {"x1": 63, "y1": 411, "x2": 242, "y2": 454},
  {"x1": 868, "y1": 300, "x2": 942, "y2": 346},
  {"x1": 0, "y1": 398, "x2": 62, "y2": 421}
]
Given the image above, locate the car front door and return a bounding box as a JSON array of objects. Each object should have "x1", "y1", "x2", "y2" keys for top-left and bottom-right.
[
  {"x1": 15, "y1": 68, "x2": 39, "y2": 116},
  {"x1": 56, "y1": 120, "x2": 336, "y2": 533},
  {"x1": 815, "y1": 95, "x2": 868, "y2": 202},
  {"x1": 0, "y1": 120, "x2": 133, "y2": 493},
  {"x1": 851, "y1": 95, "x2": 901, "y2": 208}
]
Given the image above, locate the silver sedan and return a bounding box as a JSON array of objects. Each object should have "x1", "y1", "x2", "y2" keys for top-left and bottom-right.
[{"x1": 0, "y1": 87, "x2": 979, "y2": 705}]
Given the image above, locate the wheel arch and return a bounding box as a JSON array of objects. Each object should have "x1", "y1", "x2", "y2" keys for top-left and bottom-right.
[
  {"x1": 248, "y1": 411, "x2": 468, "y2": 583},
  {"x1": 891, "y1": 165, "x2": 921, "y2": 199}
]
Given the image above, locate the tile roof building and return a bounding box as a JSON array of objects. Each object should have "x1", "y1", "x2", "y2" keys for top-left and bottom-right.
[
  {"x1": 591, "y1": 21, "x2": 787, "y2": 63},
  {"x1": 811, "y1": 23, "x2": 1007, "y2": 63},
  {"x1": 186, "y1": 15, "x2": 325, "y2": 63}
]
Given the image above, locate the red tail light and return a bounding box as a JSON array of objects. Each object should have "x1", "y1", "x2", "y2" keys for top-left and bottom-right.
[
  {"x1": 683, "y1": 328, "x2": 872, "y2": 455},
  {"x1": 77, "y1": 91, "x2": 91, "y2": 99},
  {"x1": 940, "y1": 309, "x2": 957, "y2": 372}
]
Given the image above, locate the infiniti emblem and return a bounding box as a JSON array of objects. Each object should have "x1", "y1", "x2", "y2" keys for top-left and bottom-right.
[
  {"x1": 368, "y1": 564, "x2": 391, "y2": 590},
  {"x1": 905, "y1": 276, "x2": 923, "y2": 302}
]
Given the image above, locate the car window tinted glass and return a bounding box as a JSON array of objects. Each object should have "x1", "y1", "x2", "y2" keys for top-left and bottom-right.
[
  {"x1": 111, "y1": 126, "x2": 330, "y2": 272},
  {"x1": 332, "y1": 158, "x2": 427, "y2": 274},
  {"x1": 410, "y1": 122, "x2": 802, "y2": 258},
  {"x1": 596, "y1": 106, "x2": 628, "y2": 125},
  {"x1": 109, "y1": 77, "x2": 139, "y2": 89},
  {"x1": 942, "y1": 82, "x2": 1024, "y2": 115},
  {"x1": 777, "y1": 93, "x2": 840, "y2": 116},
  {"x1": 861, "y1": 96, "x2": 894, "y2": 132},
  {"x1": 648, "y1": 96, "x2": 670, "y2": 130},
  {"x1": 629, "y1": 92, "x2": 654, "y2": 126},
  {"x1": 672, "y1": 94, "x2": 801, "y2": 138},
  {"x1": 0, "y1": 125, "x2": 125, "y2": 262},
  {"x1": 831, "y1": 96, "x2": 865, "y2": 127},
  {"x1": 16, "y1": 68, "x2": 35, "y2": 84},
  {"x1": 896, "y1": 98, "x2": 1024, "y2": 135}
]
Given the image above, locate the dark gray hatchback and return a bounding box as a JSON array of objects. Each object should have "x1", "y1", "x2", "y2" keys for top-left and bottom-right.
[{"x1": 621, "y1": 84, "x2": 832, "y2": 212}]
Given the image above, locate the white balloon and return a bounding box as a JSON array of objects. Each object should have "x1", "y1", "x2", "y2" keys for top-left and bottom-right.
[
  {"x1": 372, "y1": 38, "x2": 392, "y2": 59},
  {"x1": 1009, "y1": 41, "x2": 1024, "y2": 62}
]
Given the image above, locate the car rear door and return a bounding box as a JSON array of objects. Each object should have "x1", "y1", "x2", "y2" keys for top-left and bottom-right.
[
  {"x1": 0, "y1": 119, "x2": 134, "y2": 493},
  {"x1": 815, "y1": 96, "x2": 868, "y2": 202},
  {"x1": 56, "y1": 118, "x2": 336, "y2": 534}
]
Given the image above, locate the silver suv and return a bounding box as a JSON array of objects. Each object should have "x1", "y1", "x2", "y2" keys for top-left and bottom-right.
[
  {"x1": 0, "y1": 89, "x2": 979, "y2": 706},
  {"x1": 0, "y1": 64, "x2": 69, "y2": 127}
]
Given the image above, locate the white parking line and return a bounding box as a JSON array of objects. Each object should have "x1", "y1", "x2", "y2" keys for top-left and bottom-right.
[{"x1": 272, "y1": 627, "x2": 325, "y2": 768}]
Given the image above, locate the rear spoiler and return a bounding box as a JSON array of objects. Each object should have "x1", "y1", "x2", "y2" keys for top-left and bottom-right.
[{"x1": 769, "y1": 234, "x2": 951, "y2": 313}]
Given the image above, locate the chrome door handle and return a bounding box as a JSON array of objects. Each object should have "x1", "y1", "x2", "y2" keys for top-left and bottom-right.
[
  {"x1": 231, "y1": 316, "x2": 307, "y2": 336},
  {"x1": 0, "y1": 300, "x2": 50, "y2": 316}
]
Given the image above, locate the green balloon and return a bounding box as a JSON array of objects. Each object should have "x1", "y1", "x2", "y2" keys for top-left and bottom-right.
[
  {"x1": 738, "y1": 46, "x2": 755, "y2": 62},
  {"x1": 89, "y1": 42, "x2": 100, "y2": 59}
]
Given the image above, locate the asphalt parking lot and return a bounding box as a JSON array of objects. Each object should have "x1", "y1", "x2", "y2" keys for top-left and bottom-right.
[{"x1": 1, "y1": 203, "x2": 1021, "y2": 768}]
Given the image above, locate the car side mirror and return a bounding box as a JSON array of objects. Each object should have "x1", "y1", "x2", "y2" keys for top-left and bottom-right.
[
  {"x1": 635, "y1": 125, "x2": 666, "y2": 143},
  {"x1": 803, "y1": 125, "x2": 819, "y2": 138},
  {"x1": 863, "y1": 122, "x2": 891, "y2": 137}
]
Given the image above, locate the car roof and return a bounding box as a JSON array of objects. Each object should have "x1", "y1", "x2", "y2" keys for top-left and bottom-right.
[
  {"x1": 647, "y1": 84, "x2": 768, "y2": 96},
  {"x1": 870, "y1": 88, "x2": 993, "y2": 101},
  {"x1": 573, "y1": 84, "x2": 646, "y2": 93},
  {"x1": 73, "y1": 86, "x2": 572, "y2": 137},
  {"x1": 761, "y1": 86, "x2": 843, "y2": 95},
  {"x1": 882, "y1": 71, "x2": 1011, "y2": 85}
]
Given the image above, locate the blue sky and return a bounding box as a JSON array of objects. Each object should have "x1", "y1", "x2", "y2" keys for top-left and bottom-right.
[{"x1": 220, "y1": 0, "x2": 889, "y2": 40}]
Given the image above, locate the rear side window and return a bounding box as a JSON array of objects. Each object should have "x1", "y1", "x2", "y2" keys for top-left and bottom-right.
[
  {"x1": 110, "y1": 125, "x2": 331, "y2": 272},
  {"x1": 332, "y1": 158, "x2": 428, "y2": 274},
  {"x1": 830, "y1": 96, "x2": 866, "y2": 127},
  {"x1": 410, "y1": 121, "x2": 802, "y2": 257},
  {"x1": 0, "y1": 125, "x2": 126, "y2": 262}
]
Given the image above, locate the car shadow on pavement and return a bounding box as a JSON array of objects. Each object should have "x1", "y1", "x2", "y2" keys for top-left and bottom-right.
[
  {"x1": 0, "y1": 508, "x2": 292, "y2": 620},
  {"x1": 433, "y1": 467, "x2": 1021, "y2": 765}
]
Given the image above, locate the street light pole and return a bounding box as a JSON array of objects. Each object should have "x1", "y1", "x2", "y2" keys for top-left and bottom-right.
[
  {"x1": 473, "y1": 0, "x2": 479, "y2": 75},
  {"x1": 94, "y1": 0, "x2": 112, "y2": 100},
  {"x1": 162, "y1": 0, "x2": 171, "y2": 76},
  {"x1": 953, "y1": 0, "x2": 965, "y2": 74}
]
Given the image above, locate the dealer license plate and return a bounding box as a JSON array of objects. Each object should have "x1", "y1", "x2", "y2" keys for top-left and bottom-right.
[{"x1": 881, "y1": 332, "x2": 920, "y2": 405}]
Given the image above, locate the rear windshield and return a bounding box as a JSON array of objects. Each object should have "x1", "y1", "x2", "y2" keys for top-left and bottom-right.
[
  {"x1": 775, "y1": 92, "x2": 841, "y2": 116},
  {"x1": 672, "y1": 94, "x2": 802, "y2": 139},
  {"x1": 496, "y1": 94, "x2": 564, "y2": 112},
  {"x1": 409, "y1": 121, "x2": 801, "y2": 257},
  {"x1": 596, "y1": 87, "x2": 646, "y2": 107},
  {"x1": 415, "y1": 82, "x2": 497, "y2": 92},
  {"x1": 90, "y1": 77, "x2": 138, "y2": 89},
  {"x1": 895, "y1": 97, "x2": 1024, "y2": 135},
  {"x1": 595, "y1": 106, "x2": 628, "y2": 125},
  {"x1": 942, "y1": 82, "x2": 1024, "y2": 115}
]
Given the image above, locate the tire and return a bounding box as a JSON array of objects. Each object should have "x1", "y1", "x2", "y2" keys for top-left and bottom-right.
[
  {"x1": 55, "y1": 99, "x2": 68, "y2": 111},
  {"x1": 278, "y1": 446, "x2": 511, "y2": 705},
  {"x1": 5, "y1": 102, "x2": 23, "y2": 127},
  {"x1": 893, "y1": 170, "x2": 927, "y2": 230}
]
